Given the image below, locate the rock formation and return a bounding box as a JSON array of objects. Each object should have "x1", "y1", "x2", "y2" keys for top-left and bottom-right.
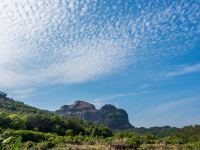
[{"x1": 56, "y1": 100, "x2": 133, "y2": 130}]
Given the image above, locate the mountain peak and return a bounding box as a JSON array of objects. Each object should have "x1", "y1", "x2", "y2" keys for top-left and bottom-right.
[
  {"x1": 71, "y1": 100, "x2": 96, "y2": 110},
  {"x1": 101, "y1": 104, "x2": 117, "y2": 111},
  {"x1": 56, "y1": 100, "x2": 133, "y2": 130}
]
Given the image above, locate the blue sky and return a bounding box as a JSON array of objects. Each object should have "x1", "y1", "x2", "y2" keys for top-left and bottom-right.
[{"x1": 0, "y1": 0, "x2": 200, "y2": 127}]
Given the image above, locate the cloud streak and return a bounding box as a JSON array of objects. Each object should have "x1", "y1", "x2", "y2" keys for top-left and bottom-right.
[
  {"x1": 12, "y1": 88, "x2": 35, "y2": 99},
  {"x1": 153, "y1": 97, "x2": 199, "y2": 113},
  {"x1": 91, "y1": 92, "x2": 136, "y2": 108},
  {"x1": 166, "y1": 63, "x2": 200, "y2": 77},
  {"x1": 134, "y1": 96, "x2": 200, "y2": 127}
]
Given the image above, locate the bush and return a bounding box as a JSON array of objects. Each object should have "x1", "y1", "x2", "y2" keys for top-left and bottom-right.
[
  {"x1": 64, "y1": 136, "x2": 74, "y2": 144},
  {"x1": 142, "y1": 135, "x2": 157, "y2": 144},
  {"x1": 9, "y1": 114, "x2": 26, "y2": 129},
  {"x1": 73, "y1": 136, "x2": 84, "y2": 145},
  {"x1": 84, "y1": 136, "x2": 95, "y2": 145},
  {"x1": 65, "y1": 129, "x2": 73, "y2": 136},
  {"x1": 125, "y1": 136, "x2": 143, "y2": 149},
  {"x1": 164, "y1": 136, "x2": 186, "y2": 144},
  {"x1": 92, "y1": 125, "x2": 113, "y2": 138},
  {"x1": 186, "y1": 142, "x2": 200, "y2": 149},
  {"x1": 0, "y1": 113, "x2": 12, "y2": 129},
  {"x1": 3, "y1": 130, "x2": 50, "y2": 143}
]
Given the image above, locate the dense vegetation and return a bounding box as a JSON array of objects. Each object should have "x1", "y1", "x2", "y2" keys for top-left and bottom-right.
[{"x1": 0, "y1": 92, "x2": 200, "y2": 149}]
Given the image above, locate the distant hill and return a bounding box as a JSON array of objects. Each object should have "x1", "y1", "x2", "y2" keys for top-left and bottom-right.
[
  {"x1": 55, "y1": 100, "x2": 133, "y2": 130},
  {"x1": 0, "y1": 92, "x2": 50, "y2": 115}
]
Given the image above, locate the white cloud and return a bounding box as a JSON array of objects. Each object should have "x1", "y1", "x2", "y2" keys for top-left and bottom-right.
[
  {"x1": 166, "y1": 63, "x2": 200, "y2": 77},
  {"x1": 44, "y1": 39, "x2": 129, "y2": 84},
  {"x1": 0, "y1": 0, "x2": 133, "y2": 89},
  {"x1": 0, "y1": 0, "x2": 199, "y2": 89},
  {"x1": 12, "y1": 88, "x2": 35, "y2": 99}
]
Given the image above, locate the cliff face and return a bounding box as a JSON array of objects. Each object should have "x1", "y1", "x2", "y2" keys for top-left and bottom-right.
[{"x1": 55, "y1": 101, "x2": 133, "y2": 130}]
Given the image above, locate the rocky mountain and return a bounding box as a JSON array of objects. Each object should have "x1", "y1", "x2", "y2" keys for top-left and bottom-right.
[{"x1": 55, "y1": 100, "x2": 133, "y2": 130}]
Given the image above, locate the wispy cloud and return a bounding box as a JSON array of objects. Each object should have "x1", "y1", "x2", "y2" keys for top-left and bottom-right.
[
  {"x1": 12, "y1": 88, "x2": 35, "y2": 99},
  {"x1": 138, "y1": 84, "x2": 152, "y2": 90},
  {"x1": 93, "y1": 92, "x2": 136, "y2": 102},
  {"x1": 91, "y1": 92, "x2": 135, "y2": 108},
  {"x1": 166, "y1": 63, "x2": 200, "y2": 77},
  {"x1": 0, "y1": 0, "x2": 199, "y2": 89},
  {"x1": 154, "y1": 96, "x2": 199, "y2": 113},
  {"x1": 134, "y1": 96, "x2": 200, "y2": 127}
]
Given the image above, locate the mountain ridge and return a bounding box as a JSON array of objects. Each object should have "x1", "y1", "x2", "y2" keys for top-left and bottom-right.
[{"x1": 56, "y1": 100, "x2": 133, "y2": 130}]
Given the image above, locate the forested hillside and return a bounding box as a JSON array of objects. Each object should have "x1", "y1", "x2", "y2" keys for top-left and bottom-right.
[{"x1": 0, "y1": 92, "x2": 112, "y2": 136}]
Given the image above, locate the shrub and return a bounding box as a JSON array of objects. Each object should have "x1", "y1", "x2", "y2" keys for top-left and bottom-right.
[
  {"x1": 164, "y1": 136, "x2": 186, "y2": 144},
  {"x1": 73, "y1": 135, "x2": 84, "y2": 145},
  {"x1": 142, "y1": 135, "x2": 157, "y2": 144},
  {"x1": 3, "y1": 130, "x2": 50, "y2": 143},
  {"x1": 84, "y1": 136, "x2": 95, "y2": 145},
  {"x1": 125, "y1": 136, "x2": 143, "y2": 149},
  {"x1": 92, "y1": 125, "x2": 113, "y2": 138},
  {"x1": 186, "y1": 142, "x2": 200, "y2": 149},
  {"x1": 65, "y1": 129, "x2": 73, "y2": 136},
  {"x1": 9, "y1": 114, "x2": 26, "y2": 129},
  {"x1": 64, "y1": 136, "x2": 74, "y2": 144},
  {"x1": 0, "y1": 113, "x2": 12, "y2": 129}
]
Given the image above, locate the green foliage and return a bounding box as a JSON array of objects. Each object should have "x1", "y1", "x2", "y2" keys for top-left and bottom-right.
[
  {"x1": 11, "y1": 136, "x2": 22, "y2": 150},
  {"x1": 1, "y1": 136, "x2": 31, "y2": 150},
  {"x1": 65, "y1": 129, "x2": 73, "y2": 136},
  {"x1": 132, "y1": 126, "x2": 178, "y2": 137},
  {"x1": 92, "y1": 125, "x2": 113, "y2": 138},
  {"x1": 186, "y1": 142, "x2": 200, "y2": 149},
  {"x1": 0, "y1": 112, "x2": 12, "y2": 129},
  {"x1": 176, "y1": 125, "x2": 200, "y2": 142},
  {"x1": 2, "y1": 137, "x2": 13, "y2": 144},
  {"x1": 36, "y1": 141, "x2": 55, "y2": 150},
  {"x1": 0, "y1": 104, "x2": 111, "y2": 138},
  {"x1": 125, "y1": 136, "x2": 143, "y2": 149},
  {"x1": 164, "y1": 136, "x2": 186, "y2": 144},
  {"x1": 142, "y1": 135, "x2": 157, "y2": 144},
  {"x1": 0, "y1": 96, "x2": 42, "y2": 114},
  {"x1": 3, "y1": 130, "x2": 50, "y2": 143},
  {"x1": 84, "y1": 136, "x2": 95, "y2": 145},
  {"x1": 24, "y1": 113, "x2": 62, "y2": 133},
  {"x1": 63, "y1": 117, "x2": 85, "y2": 135},
  {"x1": 9, "y1": 114, "x2": 26, "y2": 129}
]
